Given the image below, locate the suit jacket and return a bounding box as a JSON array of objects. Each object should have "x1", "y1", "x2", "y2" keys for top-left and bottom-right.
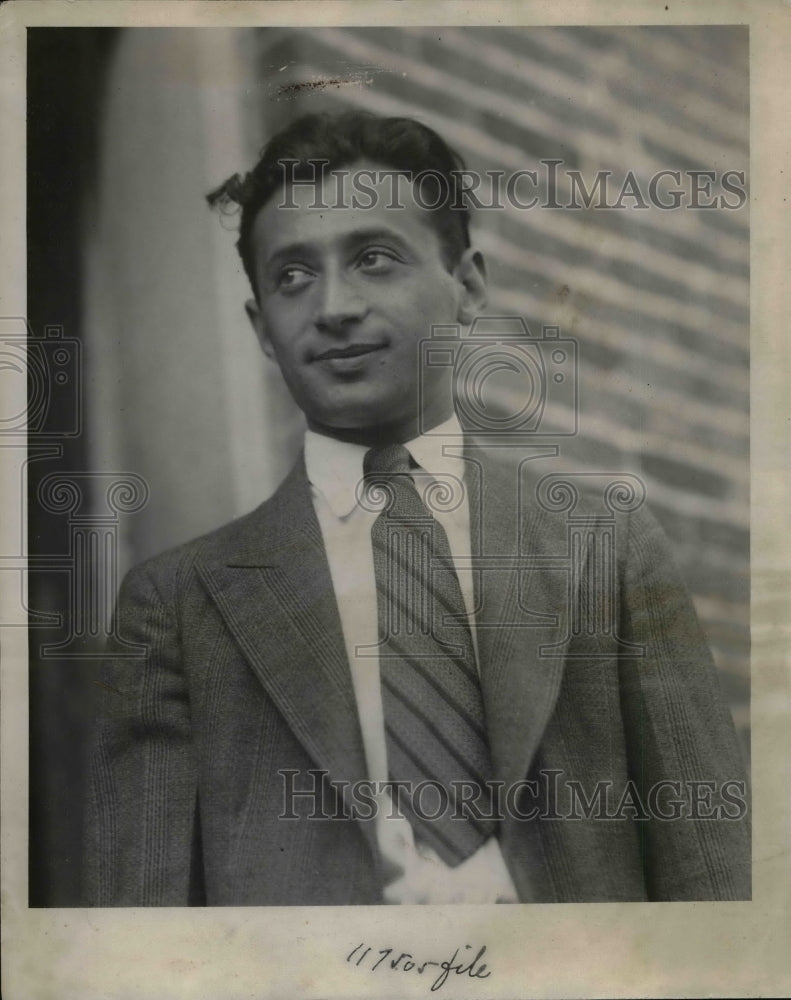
[{"x1": 84, "y1": 445, "x2": 750, "y2": 905}]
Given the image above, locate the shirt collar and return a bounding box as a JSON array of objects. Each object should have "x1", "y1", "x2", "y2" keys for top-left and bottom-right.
[{"x1": 304, "y1": 414, "x2": 465, "y2": 519}]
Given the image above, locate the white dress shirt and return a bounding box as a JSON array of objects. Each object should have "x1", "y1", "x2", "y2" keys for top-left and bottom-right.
[{"x1": 304, "y1": 416, "x2": 518, "y2": 904}]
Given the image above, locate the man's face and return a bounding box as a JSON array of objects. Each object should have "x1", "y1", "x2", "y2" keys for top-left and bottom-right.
[{"x1": 245, "y1": 160, "x2": 486, "y2": 443}]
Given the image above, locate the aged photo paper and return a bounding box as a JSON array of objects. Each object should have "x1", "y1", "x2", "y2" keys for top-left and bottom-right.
[{"x1": 2, "y1": 0, "x2": 790, "y2": 997}]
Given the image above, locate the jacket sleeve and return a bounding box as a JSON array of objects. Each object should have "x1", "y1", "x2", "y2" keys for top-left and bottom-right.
[
  {"x1": 83, "y1": 562, "x2": 203, "y2": 906},
  {"x1": 617, "y1": 504, "x2": 751, "y2": 900}
]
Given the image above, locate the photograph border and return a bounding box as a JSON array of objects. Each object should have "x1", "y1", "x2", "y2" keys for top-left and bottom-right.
[{"x1": 2, "y1": 2, "x2": 789, "y2": 998}]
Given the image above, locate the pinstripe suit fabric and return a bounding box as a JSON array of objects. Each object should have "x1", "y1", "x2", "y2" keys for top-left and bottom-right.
[{"x1": 84, "y1": 448, "x2": 750, "y2": 905}]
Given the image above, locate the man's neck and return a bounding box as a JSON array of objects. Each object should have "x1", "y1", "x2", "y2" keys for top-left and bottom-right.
[{"x1": 306, "y1": 409, "x2": 456, "y2": 448}]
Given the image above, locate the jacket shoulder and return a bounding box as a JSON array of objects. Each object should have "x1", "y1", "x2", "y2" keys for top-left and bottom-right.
[{"x1": 123, "y1": 456, "x2": 306, "y2": 599}]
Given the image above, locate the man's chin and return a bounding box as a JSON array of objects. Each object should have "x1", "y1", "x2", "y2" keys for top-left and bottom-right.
[{"x1": 306, "y1": 408, "x2": 419, "y2": 445}]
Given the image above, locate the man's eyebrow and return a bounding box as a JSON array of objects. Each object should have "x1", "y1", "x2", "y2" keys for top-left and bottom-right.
[
  {"x1": 263, "y1": 241, "x2": 315, "y2": 270},
  {"x1": 264, "y1": 228, "x2": 416, "y2": 270},
  {"x1": 339, "y1": 227, "x2": 415, "y2": 253}
]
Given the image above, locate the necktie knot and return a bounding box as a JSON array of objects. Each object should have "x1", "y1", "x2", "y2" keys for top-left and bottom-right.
[{"x1": 363, "y1": 443, "x2": 413, "y2": 478}]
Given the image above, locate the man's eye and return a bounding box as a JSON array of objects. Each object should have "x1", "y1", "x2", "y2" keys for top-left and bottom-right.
[
  {"x1": 357, "y1": 249, "x2": 396, "y2": 273},
  {"x1": 277, "y1": 266, "x2": 313, "y2": 291}
]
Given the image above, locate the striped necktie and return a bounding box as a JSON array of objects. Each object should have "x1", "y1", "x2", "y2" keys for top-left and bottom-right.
[{"x1": 364, "y1": 443, "x2": 496, "y2": 865}]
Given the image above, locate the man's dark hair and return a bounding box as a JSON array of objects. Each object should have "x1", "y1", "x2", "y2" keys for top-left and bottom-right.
[{"x1": 207, "y1": 111, "x2": 472, "y2": 297}]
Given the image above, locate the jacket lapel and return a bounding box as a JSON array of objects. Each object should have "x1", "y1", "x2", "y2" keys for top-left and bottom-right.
[
  {"x1": 464, "y1": 446, "x2": 570, "y2": 790},
  {"x1": 196, "y1": 456, "x2": 374, "y2": 850},
  {"x1": 198, "y1": 444, "x2": 571, "y2": 858}
]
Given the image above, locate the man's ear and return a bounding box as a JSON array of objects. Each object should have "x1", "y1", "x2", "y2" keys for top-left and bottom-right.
[
  {"x1": 245, "y1": 298, "x2": 276, "y2": 361},
  {"x1": 453, "y1": 248, "x2": 488, "y2": 324}
]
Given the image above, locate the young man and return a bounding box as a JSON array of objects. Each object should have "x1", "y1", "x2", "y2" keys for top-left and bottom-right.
[{"x1": 85, "y1": 112, "x2": 750, "y2": 906}]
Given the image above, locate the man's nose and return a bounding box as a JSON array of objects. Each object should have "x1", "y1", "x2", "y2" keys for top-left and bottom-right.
[{"x1": 314, "y1": 269, "x2": 368, "y2": 333}]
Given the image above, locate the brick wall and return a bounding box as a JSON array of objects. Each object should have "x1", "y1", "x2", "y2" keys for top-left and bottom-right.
[{"x1": 244, "y1": 26, "x2": 750, "y2": 762}]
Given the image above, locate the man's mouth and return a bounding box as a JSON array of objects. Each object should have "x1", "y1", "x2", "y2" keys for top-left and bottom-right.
[{"x1": 313, "y1": 343, "x2": 385, "y2": 361}]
